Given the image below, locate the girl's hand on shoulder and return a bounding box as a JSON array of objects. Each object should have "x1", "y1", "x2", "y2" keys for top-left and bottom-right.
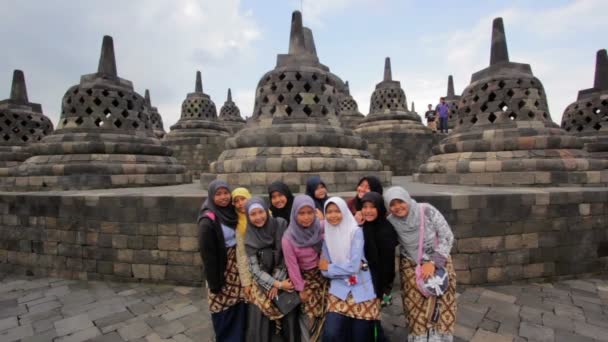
[
  {"x1": 315, "y1": 208, "x2": 324, "y2": 220},
  {"x1": 354, "y1": 211, "x2": 364, "y2": 225}
]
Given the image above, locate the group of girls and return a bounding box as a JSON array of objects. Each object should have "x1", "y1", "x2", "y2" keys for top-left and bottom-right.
[{"x1": 197, "y1": 175, "x2": 457, "y2": 342}]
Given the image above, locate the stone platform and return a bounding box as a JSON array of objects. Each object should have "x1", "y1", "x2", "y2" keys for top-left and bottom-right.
[
  {"x1": 1, "y1": 273, "x2": 607, "y2": 341},
  {"x1": 0, "y1": 177, "x2": 606, "y2": 287}
]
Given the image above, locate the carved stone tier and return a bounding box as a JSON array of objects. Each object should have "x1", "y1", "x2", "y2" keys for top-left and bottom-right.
[
  {"x1": 415, "y1": 18, "x2": 608, "y2": 186},
  {"x1": 164, "y1": 71, "x2": 229, "y2": 178},
  {"x1": 561, "y1": 49, "x2": 608, "y2": 158},
  {"x1": 218, "y1": 88, "x2": 246, "y2": 134},
  {"x1": 0, "y1": 36, "x2": 189, "y2": 190},
  {"x1": 354, "y1": 57, "x2": 438, "y2": 176},
  {"x1": 0, "y1": 70, "x2": 53, "y2": 168},
  {"x1": 206, "y1": 11, "x2": 391, "y2": 193}
]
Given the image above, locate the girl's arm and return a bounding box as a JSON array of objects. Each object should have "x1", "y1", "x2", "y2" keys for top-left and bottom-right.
[
  {"x1": 235, "y1": 234, "x2": 252, "y2": 287},
  {"x1": 424, "y1": 205, "x2": 454, "y2": 267},
  {"x1": 325, "y1": 228, "x2": 365, "y2": 278},
  {"x1": 282, "y1": 237, "x2": 305, "y2": 291},
  {"x1": 248, "y1": 254, "x2": 276, "y2": 291}
]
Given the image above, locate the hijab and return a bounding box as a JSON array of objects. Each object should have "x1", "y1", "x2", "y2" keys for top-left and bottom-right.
[
  {"x1": 384, "y1": 186, "x2": 421, "y2": 255},
  {"x1": 244, "y1": 197, "x2": 286, "y2": 258},
  {"x1": 361, "y1": 191, "x2": 398, "y2": 297},
  {"x1": 383, "y1": 186, "x2": 420, "y2": 231},
  {"x1": 352, "y1": 176, "x2": 384, "y2": 212},
  {"x1": 285, "y1": 195, "x2": 324, "y2": 251},
  {"x1": 198, "y1": 180, "x2": 238, "y2": 228},
  {"x1": 305, "y1": 176, "x2": 328, "y2": 210},
  {"x1": 231, "y1": 187, "x2": 252, "y2": 236},
  {"x1": 323, "y1": 197, "x2": 360, "y2": 265},
  {"x1": 268, "y1": 181, "x2": 294, "y2": 224}
]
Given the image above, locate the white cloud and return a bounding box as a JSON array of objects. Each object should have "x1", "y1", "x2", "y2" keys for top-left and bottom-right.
[
  {"x1": 0, "y1": 0, "x2": 262, "y2": 128},
  {"x1": 414, "y1": 0, "x2": 608, "y2": 125}
]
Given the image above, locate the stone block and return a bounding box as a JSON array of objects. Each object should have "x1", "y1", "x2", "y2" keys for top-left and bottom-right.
[
  {"x1": 132, "y1": 264, "x2": 150, "y2": 279},
  {"x1": 458, "y1": 238, "x2": 481, "y2": 253},
  {"x1": 158, "y1": 224, "x2": 177, "y2": 236},
  {"x1": 158, "y1": 236, "x2": 180, "y2": 251},
  {"x1": 179, "y1": 237, "x2": 198, "y2": 252},
  {"x1": 113, "y1": 263, "x2": 131, "y2": 277}
]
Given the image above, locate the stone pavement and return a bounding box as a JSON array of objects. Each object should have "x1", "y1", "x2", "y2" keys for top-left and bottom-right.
[{"x1": 1, "y1": 273, "x2": 607, "y2": 341}]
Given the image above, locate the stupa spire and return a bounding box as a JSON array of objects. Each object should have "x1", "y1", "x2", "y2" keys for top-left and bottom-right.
[
  {"x1": 195, "y1": 71, "x2": 203, "y2": 93},
  {"x1": 97, "y1": 35, "x2": 118, "y2": 77},
  {"x1": 384, "y1": 57, "x2": 392, "y2": 81},
  {"x1": 593, "y1": 49, "x2": 608, "y2": 90},
  {"x1": 9, "y1": 70, "x2": 28, "y2": 103},
  {"x1": 288, "y1": 11, "x2": 306, "y2": 55},
  {"x1": 490, "y1": 18, "x2": 509, "y2": 65}
]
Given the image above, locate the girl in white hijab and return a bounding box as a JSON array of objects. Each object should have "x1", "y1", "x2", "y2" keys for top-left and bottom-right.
[{"x1": 319, "y1": 197, "x2": 382, "y2": 342}]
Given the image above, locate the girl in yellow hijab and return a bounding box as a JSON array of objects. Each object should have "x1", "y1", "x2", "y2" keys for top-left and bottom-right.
[{"x1": 232, "y1": 187, "x2": 253, "y2": 299}]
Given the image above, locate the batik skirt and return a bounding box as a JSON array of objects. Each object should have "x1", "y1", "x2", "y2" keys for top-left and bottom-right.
[{"x1": 399, "y1": 256, "x2": 457, "y2": 342}]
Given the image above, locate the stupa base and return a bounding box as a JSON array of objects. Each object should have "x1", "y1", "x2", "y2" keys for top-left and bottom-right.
[{"x1": 201, "y1": 170, "x2": 392, "y2": 193}]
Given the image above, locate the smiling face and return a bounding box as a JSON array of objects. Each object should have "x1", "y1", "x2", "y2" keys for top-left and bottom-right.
[
  {"x1": 314, "y1": 184, "x2": 327, "y2": 199},
  {"x1": 214, "y1": 187, "x2": 231, "y2": 207},
  {"x1": 248, "y1": 207, "x2": 268, "y2": 228},
  {"x1": 389, "y1": 198, "x2": 409, "y2": 218},
  {"x1": 270, "y1": 191, "x2": 288, "y2": 209},
  {"x1": 356, "y1": 180, "x2": 370, "y2": 199},
  {"x1": 232, "y1": 196, "x2": 248, "y2": 214},
  {"x1": 296, "y1": 205, "x2": 315, "y2": 228},
  {"x1": 325, "y1": 203, "x2": 343, "y2": 226},
  {"x1": 361, "y1": 202, "x2": 379, "y2": 222}
]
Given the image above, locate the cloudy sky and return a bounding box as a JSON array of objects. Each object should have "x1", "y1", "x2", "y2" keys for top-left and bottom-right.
[{"x1": 1, "y1": 0, "x2": 606, "y2": 128}]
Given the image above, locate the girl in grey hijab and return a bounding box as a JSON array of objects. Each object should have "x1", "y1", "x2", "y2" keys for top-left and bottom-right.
[
  {"x1": 383, "y1": 186, "x2": 456, "y2": 342},
  {"x1": 244, "y1": 197, "x2": 299, "y2": 342}
]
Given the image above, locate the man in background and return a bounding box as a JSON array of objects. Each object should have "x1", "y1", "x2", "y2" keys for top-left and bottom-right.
[
  {"x1": 436, "y1": 97, "x2": 449, "y2": 134},
  {"x1": 424, "y1": 104, "x2": 437, "y2": 132}
]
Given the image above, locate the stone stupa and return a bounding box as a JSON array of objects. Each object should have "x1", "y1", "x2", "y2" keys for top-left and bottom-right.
[
  {"x1": 337, "y1": 81, "x2": 365, "y2": 129},
  {"x1": 415, "y1": 18, "x2": 607, "y2": 186},
  {"x1": 145, "y1": 89, "x2": 166, "y2": 139},
  {"x1": 354, "y1": 57, "x2": 438, "y2": 175},
  {"x1": 561, "y1": 49, "x2": 608, "y2": 158},
  {"x1": 164, "y1": 71, "x2": 230, "y2": 179},
  {"x1": 207, "y1": 11, "x2": 390, "y2": 193},
  {"x1": 445, "y1": 75, "x2": 461, "y2": 130},
  {"x1": 0, "y1": 36, "x2": 189, "y2": 190},
  {"x1": 218, "y1": 88, "x2": 246, "y2": 134},
  {"x1": 0, "y1": 70, "x2": 53, "y2": 168}
]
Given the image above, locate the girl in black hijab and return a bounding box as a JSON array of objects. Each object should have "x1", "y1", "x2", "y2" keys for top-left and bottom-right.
[
  {"x1": 268, "y1": 181, "x2": 295, "y2": 224},
  {"x1": 347, "y1": 176, "x2": 384, "y2": 224},
  {"x1": 360, "y1": 191, "x2": 398, "y2": 307},
  {"x1": 305, "y1": 176, "x2": 328, "y2": 219},
  {"x1": 198, "y1": 180, "x2": 246, "y2": 342}
]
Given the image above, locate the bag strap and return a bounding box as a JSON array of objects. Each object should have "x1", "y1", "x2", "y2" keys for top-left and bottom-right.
[
  {"x1": 417, "y1": 204, "x2": 425, "y2": 265},
  {"x1": 204, "y1": 211, "x2": 216, "y2": 221}
]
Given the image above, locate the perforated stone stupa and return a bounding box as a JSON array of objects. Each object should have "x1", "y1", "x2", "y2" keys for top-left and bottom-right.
[
  {"x1": 0, "y1": 36, "x2": 189, "y2": 190},
  {"x1": 354, "y1": 57, "x2": 438, "y2": 175},
  {"x1": 0, "y1": 70, "x2": 53, "y2": 169},
  {"x1": 218, "y1": 88, "x2": 246, "y2": 134},
  {"x1": 415, "y1": 18, "x2": 607, "y2": 186},
  {"x1": 445, "y1": 75, "x2": 461, "y2": 130},
  {"x1": 337, "y1": 81, "x2": 365, "y2": 129},
  {"x1": 145, "y1": 89, "x2": 166, "y2": 139},
  {"x1": 561, "y1": 49, "x2": 608, "y2": 158},
  {"x1": 164, "y1": 71, "x2": 229, "y2": 179},
  {"x1": 208, "y1": 11, "x2": 390, "y2": 193}
]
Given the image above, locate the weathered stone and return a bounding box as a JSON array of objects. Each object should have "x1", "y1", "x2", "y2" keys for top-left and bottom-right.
[{"x1": 0, "y1": 36, "x2": 189, "y2": 191}]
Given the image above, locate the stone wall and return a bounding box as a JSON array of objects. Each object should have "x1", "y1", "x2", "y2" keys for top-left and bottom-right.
[
  {"x1": 416, "y1": 188, "x2": 608, "y2": 285},
  {"x1": 163, "y1": 136, "x2": 227, "y2": 179},
  {"x1": 0, "y1": 184, "x2": 606, "y2": 286},
  {"x1": 0, "y1": 192, "x2": 203, "y2": 285}
]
